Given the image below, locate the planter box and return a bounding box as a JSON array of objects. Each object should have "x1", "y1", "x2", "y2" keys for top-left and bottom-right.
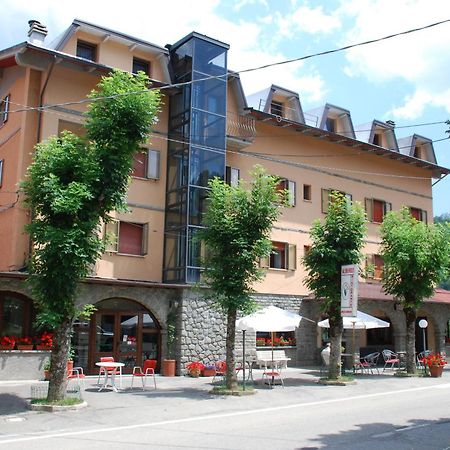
[
  {"x1": 17, "y1": 345, "x2": 34, "y2": 351},
  {"x1": 0, "y1": 350, "x2": 50, "y2": 380},
  {"x1": 202, "y1": 368, "x2": 216, "y2": 377}
]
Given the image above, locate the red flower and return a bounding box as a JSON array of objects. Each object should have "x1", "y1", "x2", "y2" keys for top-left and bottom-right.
[
  {"x1": 38, "y1": 332, "x2": 53, "y2": 348},
  {"x1": 0, "y1": 336, "x2": 16, "y2": 346},
  {"x1": 17, "y1": 336, "x2": 32, "y2": 345},
  {"x1": 423, "y1": 353, "x2": 447, "y2": 367},
  {"x1": 186, "y1": 361, "x2": 205, "y2": 371}
]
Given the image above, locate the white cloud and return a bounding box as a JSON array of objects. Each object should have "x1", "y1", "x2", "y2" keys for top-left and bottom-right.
[{"x1": 338, "y1": 0, "x2": 450, "y2": 119}]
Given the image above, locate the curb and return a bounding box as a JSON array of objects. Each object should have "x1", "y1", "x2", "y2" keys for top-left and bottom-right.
[{"x1": 29, "y1": 400, "x2": 88, "y2": 412}]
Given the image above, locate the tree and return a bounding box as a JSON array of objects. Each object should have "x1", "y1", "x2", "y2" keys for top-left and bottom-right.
[
  {"x1": 380, "y1": 207, "x2": 450, "y2": 373},
  {"x1": 434, "y1": 213, "x2": 450, "y2": 289},
  {"x1": 200, "y1": 166, "x2": 285, "y2": 390},
  {"x1": 22, "y1": 70, "x2": 161, "y2": 401},
  {"x1": 303, "y1": 192, "x2": 366, "y2": 379}
]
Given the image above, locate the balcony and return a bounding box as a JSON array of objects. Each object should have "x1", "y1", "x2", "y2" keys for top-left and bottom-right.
[{"x1": 226, "y1": 112, "x2": 256, "y2": 150}]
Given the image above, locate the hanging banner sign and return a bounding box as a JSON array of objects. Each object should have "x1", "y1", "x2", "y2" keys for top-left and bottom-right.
[{"x1": 341, "y1": 264, "x2": 358, "y2": 317}]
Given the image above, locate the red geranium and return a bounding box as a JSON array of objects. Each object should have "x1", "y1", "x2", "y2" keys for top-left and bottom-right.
[
  {"x1": 0, "y1": 336, "x2": 16, "y2": 346},
  {"x1": 38, "y1": 332, "x2": 53, "y2": 348},
  {"x1": 17, "y1": 336, "x2": 32, "y2": 345},
  {"x1": 423, "y1": 352, "x2": 447, "y2": 367},
  {"x1": 186, "y1": 361, "x2": 205, "y2": 371}
]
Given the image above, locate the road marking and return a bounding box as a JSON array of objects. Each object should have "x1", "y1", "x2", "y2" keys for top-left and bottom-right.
[{"x1": 0, "y1": 383, "x2": 449, "y2": 445}]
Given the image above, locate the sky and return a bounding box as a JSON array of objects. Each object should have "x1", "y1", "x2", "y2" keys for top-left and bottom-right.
[{"x1": 1, "y1": 0, "x2": 449, "y2": 216}]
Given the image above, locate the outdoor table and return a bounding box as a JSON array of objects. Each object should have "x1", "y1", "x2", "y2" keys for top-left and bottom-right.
[{"x1": 95, "y1": 361, "x2": 124, "y2": 392}]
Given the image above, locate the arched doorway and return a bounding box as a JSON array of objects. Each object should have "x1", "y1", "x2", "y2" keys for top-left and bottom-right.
[{"x1": 73, "y1": 298, "x2": 161, "y2": 374}]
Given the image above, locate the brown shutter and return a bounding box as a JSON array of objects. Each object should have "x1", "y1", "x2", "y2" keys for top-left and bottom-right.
[
  {"x1": 321, "y1": 189, "x2": 330, "y2": 213},
  {"x1": 365, "y1": 198, "x2": 373, "y2": 222},
  {"x1": 288, "y1": 244, "x2": 297, "y2": 270}
]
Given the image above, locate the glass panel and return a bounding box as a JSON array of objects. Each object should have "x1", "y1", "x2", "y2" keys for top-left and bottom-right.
[
  {"x1": 188, "y1": 187, "x2": 210, "y2": 225},
  {"x1": 187, "y1": 227, "x2": 206, "y2": 268},
  {"x1": 96, "y1": 314, "x2": 115, "y2": 352},
  {"x1": 189, "y1": 147, "x2": 225, "y2": 187},
  {"x1": 193, "y1": 39, "x2": 227, "y2": 76},
  {"x1": 142, "y1": 314, "x2": 157, "y2": 329},
  {"x1": 164, "y1": 231, "x2": 186, "y2": 269},
  {"x1": 142, "y1": 333, "x2": 158, "y2": 360},
  {"x1": 192, "y1": 72, "x2": 226, "y2": 116},
  {"x1": 187, "y1": 267, "x2": 201, "y2": 283},
  {"x1": 171, "y1": 40, "x2": 193, "y2": 80},
  {"x1": 119, "y1": 315, "x2": 138, "y2": 354},
  {"x1": 167, "y1": 150, "x2": 189, "y2": 191},
  {"x1": 72, "y1": 321, "x2": 89, "y2": 369},
  {"x1": 166, "y1": 202, "x2": 187, "y2": 229},
  {"x1": 3, "y1": 296, "x2": 26, "y2": 336},
  {"x1": 191, "y1": 110, "x2": 226, "y2": 150}
]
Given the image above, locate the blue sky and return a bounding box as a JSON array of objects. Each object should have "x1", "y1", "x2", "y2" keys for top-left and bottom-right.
[{"x1": 1, "y1": 0, "x2": 449, "y2": 215}]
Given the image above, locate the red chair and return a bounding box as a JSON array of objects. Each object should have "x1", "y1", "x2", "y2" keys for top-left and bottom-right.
[
  {"x1": 382, "y1": 349, "x2": 400, "y2": 371},
  {"x1": 212, "y1": 360, "x2": 226, "y2": 383},
  {"x1": 67, "y1": 366, "x2": 86, "y2": 389},
  {"x1": 97, "y1": 356, "x2": 118, "y2": 385},
  {"x1": 131, "y1": 359, "x2": 157, "y2": 390}
]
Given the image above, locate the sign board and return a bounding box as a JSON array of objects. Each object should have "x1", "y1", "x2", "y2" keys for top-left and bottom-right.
[{"x1": 341, "y1": 264, "x2": 358, "y2": 317}]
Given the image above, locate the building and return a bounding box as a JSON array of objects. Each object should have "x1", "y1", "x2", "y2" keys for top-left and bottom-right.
[{"x1": 1, "y1": 19, "x2": 449, "y2": 375}]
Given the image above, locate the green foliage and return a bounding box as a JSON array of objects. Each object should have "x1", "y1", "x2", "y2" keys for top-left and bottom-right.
[
  {"x1": 381, "y1": 207, "x2": 450, "y2": 309},
  {"x1": 200, "y1": 166, "x2": 285, "y2": 314},
  {"x1": 303, "y1": 192, "x2": 367, "y2": 319}
]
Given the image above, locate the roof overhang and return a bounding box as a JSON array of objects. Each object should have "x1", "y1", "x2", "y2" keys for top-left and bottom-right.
[{"x1": 247, "y1": 108, "x2": 450, "y2": 178}]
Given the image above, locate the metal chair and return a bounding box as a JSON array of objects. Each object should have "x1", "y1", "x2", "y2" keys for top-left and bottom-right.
[
  {"x1": 416, "y1": 350, "x2": 431, "y2": 371},
  {"x1": 131, "y1": 359, "x2": 157, "y2": 390},
  {"x1": 67, "y1": 366, "x2": 86, "y2": 389},
  {"x1": 97, "y1": 356, "x2": 118, "y2": 385},
  {"x1": 355, "y1": 352, "x2": 380, "y2": 374},
  {"x1": 382, "y1": 349, "x2": 400, "y2": 371}
]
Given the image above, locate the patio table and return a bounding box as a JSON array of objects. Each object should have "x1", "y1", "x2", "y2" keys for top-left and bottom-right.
[{"x1": 95, "y1": 361, "x2": 124, "y2": 392}]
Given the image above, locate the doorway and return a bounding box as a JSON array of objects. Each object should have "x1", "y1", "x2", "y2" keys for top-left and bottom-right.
[{"x1": 85, "y1": 299, "x2": 161, "y2": 374}]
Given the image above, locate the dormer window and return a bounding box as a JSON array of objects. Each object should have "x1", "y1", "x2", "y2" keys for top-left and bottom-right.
[
  {"x1": 132, "y1": 57, "x2": 150, "y2": 76},
  {"x1": 76, "y1": 40, "x2": 97, "y2": 61},
  {"x1": 270, "y1": 100, "x2": 283, "y2": 116},
  {"x1": 325, "y1": 117, "x2": 336, "y2": 132},
  {"x1": 373, "y1": 133, "x2": 382, "y2": 146}
]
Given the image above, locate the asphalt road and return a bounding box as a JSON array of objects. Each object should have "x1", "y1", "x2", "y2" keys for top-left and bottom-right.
[{"x1": 0, "y1": 367, "x2": 449, "y2": 449}]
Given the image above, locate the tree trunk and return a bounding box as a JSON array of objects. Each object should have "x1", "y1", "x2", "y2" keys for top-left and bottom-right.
[
  {"x1": 328, "y1": 315, "x2": 343, "y2": 380},
  {"x1": 404, "y1": 308, "x2": 417, "y2": 374},
  {"x1": 225, "y1": 307, "x2": 238, "y2": 391},
  {"x1": 47, "y1": 319, "x2": 73, "y2": 401}
]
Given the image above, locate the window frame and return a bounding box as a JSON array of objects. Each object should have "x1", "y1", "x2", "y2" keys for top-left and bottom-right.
[
  {"x1": 131, "y1": 149, "x2": 160, "y2": 180},
  {"x1": 261, "y1": 241, "x2": 296, "y2": 271},
  {"x1": 225, "y1": 166, "x2": 240, "y2": 187},
  {"x1": 277, "y1": 178, "x2": 296, "y2": 207},
  {"x1": 0, "y1": 94, "x2": 10, "y2": 124},
  {"x1": 76, "y1": 40, "x2": 97, "y2": 62},
  {"x1": 321, "y1": 188, "x2": 352, "y2": 213},
  {"x1": 365, "y1": 197, "x2": 392, "y2": 224},
  {"x1": 409, "y1": 206, "x2": 427, "y2": 224},
  {"x1": 132, "y1": 57, "x2": 151, "y2": 76},
  {"x1": 303, "y1": 184, "x2": 311, "y2": 202},
  {"x1": 270, "y1": 100, "x2": 283, "y2": 116},
  {"x1": 365, "y1": 254, "x2": 384, "y2": 280},
  {"x1": 104, "y1": 220, "x2": 148, "y2": 256}
]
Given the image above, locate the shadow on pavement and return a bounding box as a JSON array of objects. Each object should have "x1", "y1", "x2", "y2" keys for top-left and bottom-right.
[{"x1": 0, "y1": 393, "x2": 29, "y2": 415}]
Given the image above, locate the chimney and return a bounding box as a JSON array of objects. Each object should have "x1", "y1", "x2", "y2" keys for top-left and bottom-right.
[{"x1": 27, "y1": 20, "x2": 48, "y2": 46}]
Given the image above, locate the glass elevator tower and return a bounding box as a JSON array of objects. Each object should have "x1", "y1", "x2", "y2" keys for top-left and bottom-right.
[{"x1": 163, "y1": 33, "x2": 229, "y2": 283}]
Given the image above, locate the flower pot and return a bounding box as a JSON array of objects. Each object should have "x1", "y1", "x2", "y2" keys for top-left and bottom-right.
[
  {"x1": 67, "y1": 360, "x2": 74, "y2": 375},
  {"x1": 36, "y1": 345, "x2": 51, "y2": 351},
  {"x1": 17, "y1": 344, "x2": 34, "y2": 351},
  {"x1": 189, "y1": 368, "x2": 201, "y2": 378},
  {"x1": 429, "y1": 365, "x2": 444, "y2": 377},
  {"x1": 202, "y1": 368, "x2": 216, "y2": 377},
  {"x1": 0, "y1": 344, "x2": 15, "y2": 350},
  {"x1": 162, "y1": 359, "x2": 176, "y2": 377}
]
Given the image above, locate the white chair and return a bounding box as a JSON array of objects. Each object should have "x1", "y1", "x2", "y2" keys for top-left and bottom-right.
[{"x1": 355, "y1": 352, "x2": 380, "y2": 374}]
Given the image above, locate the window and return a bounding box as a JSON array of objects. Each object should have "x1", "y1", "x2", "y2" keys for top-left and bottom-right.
[
  {"x1": 366, "y1": 254, "x2": 384, "y2": 280},
  {"x1": 76, "y1": 40, "x2": 97, "y2": 61},
  {"x1": 0, "y1": 292, "x2": 35, "y2": 338},
  {"x1": 303, "y1": 184, "x2": 311, "y2": 201},
  {"x1": 365, "y1": 198, "x2": 392, "y2": 223},
  {"x1": 260, "y1": 241, "x2": 296, "y2": 270},
  {"x1": 373, "y1": 133, "x2": 382, "y2": 146},
  {"x1": 0, "y1": 159, "x2": 3, "y2": 187},
  {"x1": 0, "y1": 94, "x2": 10, "y2": 124},
  {"x1": 277, "y1": 178, "x2": 296, "y2": 206},
  {"x1": 104, "y1": 220, "x2": 148, "y2": 256},
  {"x1": 409, "y1": 207, "x2": 427, "y2": 223},
  {"x1": 321, "y1": 189, "x2": 352, "y2": 213},
  {"x1": 225, "y1": 166, "x2": 240, "y2": 187},
  {"x1": 303, "y1": 245, "x2": 311, "y2": 256},
  {"x1": 270, "y1": 100, "x2": 283, "y2": 116},
  {"x1": 132, "y1": 149, "x2": 160, "y2": 180},
  {"x1": 132, "y1": 57, "x2": 150, "y2": 76},
  {"x1": 325, "y1": 117, "x2": 336, "y2": 132},
  {"x1": 256, "y1": 331, "x2": 296, "y2": 347}
]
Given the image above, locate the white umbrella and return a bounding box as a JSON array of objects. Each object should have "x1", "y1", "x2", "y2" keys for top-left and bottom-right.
[
  {"x1": 236, "y1": 306, "x2": 312, "y2": 387},
  {"x1": 317, "y1": 311, "x2": 390, "y2": 330},
  {"x1": 318, "y1": 311, "x2": 390, "y2": 356}
]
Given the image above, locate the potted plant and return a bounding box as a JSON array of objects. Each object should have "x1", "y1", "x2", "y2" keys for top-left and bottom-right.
[
  {"x1": 186, "y1": 361, "x2": 204, "y2": 377},
  {"x1": 43, "y1": 360, "x2": 51, "y2": 380},
  {"x1": 423, "y1": 352, "x2": 447, "y2": 377},
  {"x1": 0, "y1": 336, "x2": 16, "y2": 350},
  {"x1": 162, "y1": 309, "x2": 177, "y2": 376},
  {"x1": 16, "y1": 336, "x2": 33, "y2": 350},
  {"x1": 202, "y1": 363, "x2": 216, "y2": 377},
  {"x1": 35, "y1": 332, "x2": 53, "y2": 350}
]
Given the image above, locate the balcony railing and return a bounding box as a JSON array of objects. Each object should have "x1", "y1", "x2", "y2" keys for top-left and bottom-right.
[{"x1": 226, "y1": 112, "x2": 256, "y2": 142}]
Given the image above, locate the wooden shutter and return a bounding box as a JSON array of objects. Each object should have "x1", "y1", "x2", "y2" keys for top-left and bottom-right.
[
  {"x1": 365, "y1": 198, "x2": 373, "y2": 221},
  {"x1": 288, "y1": 180, "x2": 296, "y2": 206},
  {"x1": 321, "y1": 189, "x2": 330, "y2": 213},
  {"x1": 384, "y1": 202, "x2": 392, "y2": 215},
  {"x1": 141, "y1": 223, "x2": 149, "y2": 255},
  {"x1": 0, "y1": 159, "x2": 3, "y2": 188},
  {"x1": 104, "y1": 220, "x2": 119, "y2": 253},
  {"x1": 420, "y1": 209, "x2": 428, "y2": 224},
  {"x1": 288, "y1": 244, "x2": 297, "y2": 270},
  {"x1": 147, "y1": 149, "x2": 160, "y2": 179}
]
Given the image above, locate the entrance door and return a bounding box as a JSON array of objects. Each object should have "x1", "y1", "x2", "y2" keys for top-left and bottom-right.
[{"x1": 89, "y1": 304, "x2": 160, "y2": 374}]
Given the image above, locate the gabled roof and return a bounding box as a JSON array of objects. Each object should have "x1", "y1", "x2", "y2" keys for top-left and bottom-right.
[
  {"x1": 354, "y1": 120, "x2": 399, "y2": 152},
  {"x1": 227, "y1": 71, "x2": 248, "y2": 112},
  {"x1": 53, "y1": 19, "x2": 168, "y2": 56},
  {"x1": 246, "y1": 84, "x2": 305, "y2": 124},
  {"x1": 397, "y1": 134, "x2": 437, "y2": 165},
  {"x1": 305, "y1": 103, "x2": 355, "y2": 138}
]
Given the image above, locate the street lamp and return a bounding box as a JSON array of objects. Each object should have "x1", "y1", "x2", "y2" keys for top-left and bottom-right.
[{"x1": 418, "y1": 319, "x2": 428, "y2": 353}]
